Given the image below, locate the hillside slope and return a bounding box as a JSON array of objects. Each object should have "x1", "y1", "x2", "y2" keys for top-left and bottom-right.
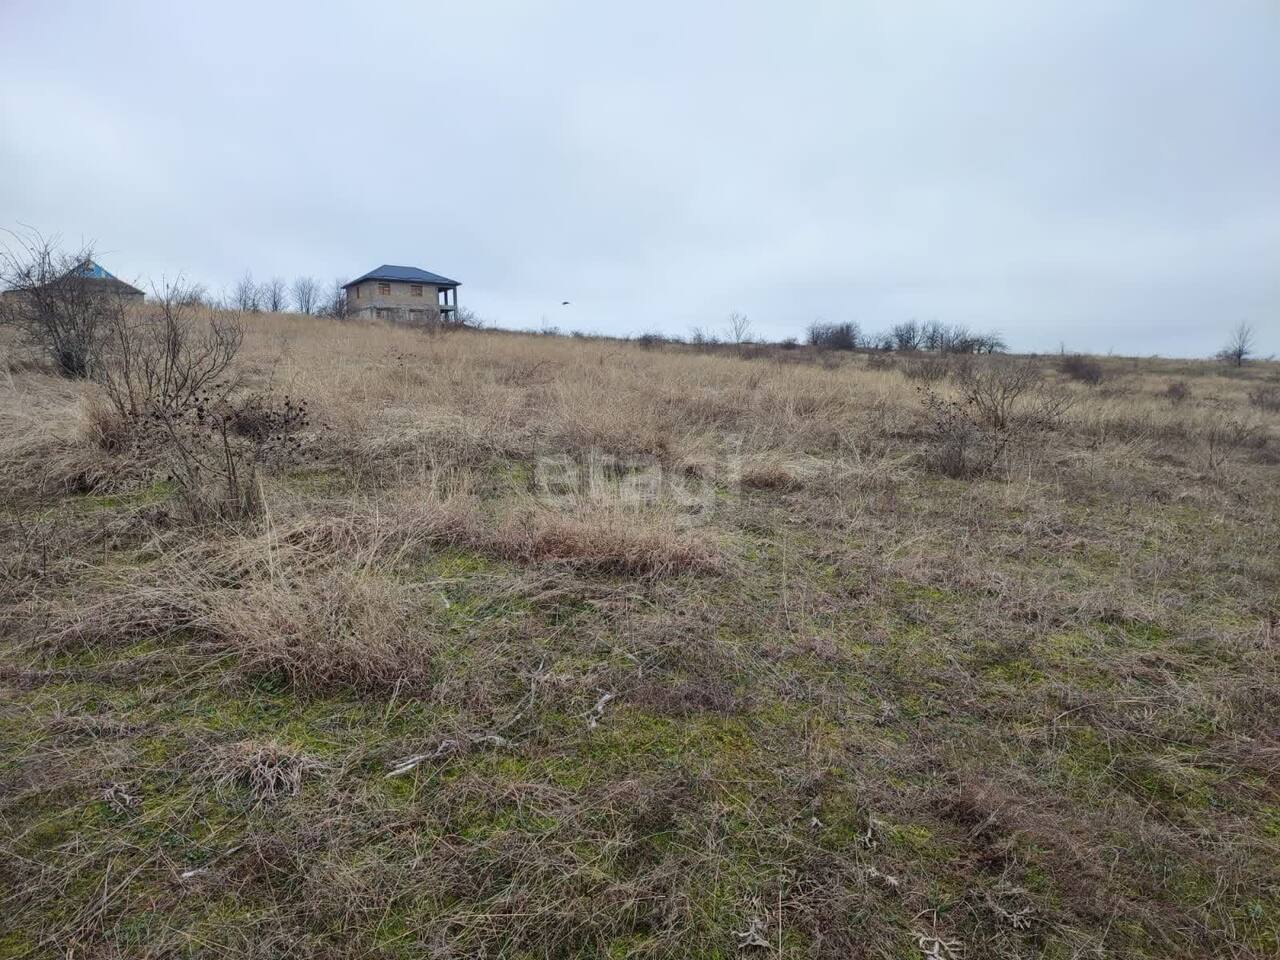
[{"x1": 2, "y1": 316, "x2": 1278, "y2": 958}]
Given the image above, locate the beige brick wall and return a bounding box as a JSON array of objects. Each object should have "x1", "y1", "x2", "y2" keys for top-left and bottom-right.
[{"x1": 346, "y1": 280, "x2": 440, "y2": 313}]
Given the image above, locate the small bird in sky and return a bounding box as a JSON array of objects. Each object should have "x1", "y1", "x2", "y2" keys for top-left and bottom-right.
[{"x1": 561, "y1": 300, "x2": 571, "y2": 306}]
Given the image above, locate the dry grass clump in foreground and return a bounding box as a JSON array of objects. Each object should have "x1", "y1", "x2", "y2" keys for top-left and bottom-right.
[{"x1": 1, "y1": 314, "x2": 1278, "y2": 959}]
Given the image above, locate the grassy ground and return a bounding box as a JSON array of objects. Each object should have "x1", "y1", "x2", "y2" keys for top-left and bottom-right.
[{"x1": 2, "y1": 316, "x2": 1278, "y2": 958}]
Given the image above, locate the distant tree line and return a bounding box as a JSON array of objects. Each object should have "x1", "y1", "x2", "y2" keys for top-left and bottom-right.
[
  {"x1": 676, "y1": 315, "x2": 1007, "y2": 354},
  {"x1": 227, "y1": 271, "x2": 348, "y2": 317},
  {"x1": 805, "y1": 318, "x2": 1006, "y2": 354}
]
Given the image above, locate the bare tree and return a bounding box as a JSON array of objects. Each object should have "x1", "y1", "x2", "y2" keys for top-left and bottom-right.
[
  {"x1": 726, "y1": 311, "x2": 752, "y2": 346},
  {"x1": 940, "y1": 323, "x2": 975, "y2": 354},
  {"x1": 921, "y1": 320, "x2": 944, "y2": 352},
  {"x1": 1218, "y1": 322, "x2": 1255, "y2": 367},
  {"x1": 176, "y1": 282, "x2": 210, "y2": 307},
  {"x1": 262, "y1": 276, "x2": 287, "y2": 313},
  {"x1": 319, "y1": 278, "x2": 349, "y2": 319},
  {"x1": 232, "y1": 271, "x2": 261, "y2": 313},
  {"x1": 0, "y1": 228, "x2": 122, "y2": 377},
  {"x1": 976, "y1": 332, "x2": 1007, "y2": 354},
  {"x1": 807, "y1": 321, "x2": 859, "y2": 351},
  {"x1": 891, "y1": 320, "x2": 923, "y2": 352},
  {"x1": 97, "y1": 278, "x2": 244, "y2": 418},
  {"x1": 291, "y1": 276, "x2": 319, "y2": 315}
]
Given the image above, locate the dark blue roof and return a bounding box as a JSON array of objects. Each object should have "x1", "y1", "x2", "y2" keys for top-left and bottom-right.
[{"x1": 343, "y1": 264, "x2": 460, "y2": 288}]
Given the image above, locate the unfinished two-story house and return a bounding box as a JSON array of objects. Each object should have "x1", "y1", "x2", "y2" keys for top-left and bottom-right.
[{"x1": 342, "y1": 265, "x2": 460, "y2": 323}]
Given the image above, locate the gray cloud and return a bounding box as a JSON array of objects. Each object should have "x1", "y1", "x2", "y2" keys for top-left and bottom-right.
[{"x1": 2, "y1": 0, "x2": 1276, "y2": 355}]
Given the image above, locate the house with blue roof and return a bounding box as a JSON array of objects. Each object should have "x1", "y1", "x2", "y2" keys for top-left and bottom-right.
[
  {"x1": 1, "y1": 259, "x2": 144, "y2": 307},
  {"x1": 342, "y1": 265, "x2": 459, "y2": 323}
]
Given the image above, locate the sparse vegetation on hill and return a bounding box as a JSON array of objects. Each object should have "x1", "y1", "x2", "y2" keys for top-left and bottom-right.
[{"x1": 1, "y1": 309, "x2": 1278, "y2": 959}]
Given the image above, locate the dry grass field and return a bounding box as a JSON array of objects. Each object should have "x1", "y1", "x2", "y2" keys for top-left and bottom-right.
[{"x1": 2, "y1": 311, "x2": 1278, "y2": 958}]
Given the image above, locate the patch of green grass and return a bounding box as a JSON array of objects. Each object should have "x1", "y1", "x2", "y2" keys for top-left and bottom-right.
[{"x1": 72, "y1": 478, "x2": 176, "y2": 513}]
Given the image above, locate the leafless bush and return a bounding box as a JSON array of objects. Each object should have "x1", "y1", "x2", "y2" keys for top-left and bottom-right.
[
  {"x1": 96, "y1": 282, "x2": 244, "y2": 419},
  {"x1": 224, "y1": 393, "x2": 309, "y2": 442},
  {"x1": 919, "y1": 387, "x2": 1010, "y2": 478},
  {"x1": 953, "y1": 360, "x2": 1044, "y2": 430},
  {"x1": 448, "y1": 305, "x2": 483, "y2": 330},
  {"x1": 134, "y1": 390, "x2": 313, "y2": 521},
  {"x1": 1165, "y1": 380, "x2": 1190, "y2": 405},
  {"x1": 690, "y1": 326, "x2": 720, "y2": 350},
  {"x1": 902, "y1": 356, "x2": 950, "y2": 383},
  {"x1": 921, "y1": 362, "x2": 1071, "y2": 478},
  {"x1": 1058, "y1": 354, "x2": 1104, "y2": 386},
  {"x1": 1247, "y1": 385, "x2": 1280, "y2": 412},
  {"x1": 0, "y1": 229, "x2": 122, "y2": 377},
  {"x1": 636, "y1": 331, "x2": 669, "y2": 350}
]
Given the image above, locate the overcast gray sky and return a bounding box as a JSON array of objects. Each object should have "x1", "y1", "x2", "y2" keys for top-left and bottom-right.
[{"x1": 2, "y1": 1, "x2": 1276, "y2": 356}]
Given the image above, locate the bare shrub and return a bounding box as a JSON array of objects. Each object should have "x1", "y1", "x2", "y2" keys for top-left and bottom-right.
[
  {"x1": 134, "y1": 390, "x2": 313, "y2": 522},
  {"x1": 1247, "y1": 385, "x2": 1280, "y2": 412},
  {"x1": 919, "y1": 387, "x2": 1009, "y2": 478},
  {"x1": 0, "y1": 230, "x2": 122, "y2": 377},
  {"x1": 689, "y1": 326, "x2": 720, "y2": 350},
  {"x1": 1165, "y1": 380, "x2": 1190, "y2": 405},
  {"x1": 448, "y1": 305, "x2": 483, "y2": 330},
  {"x1": 95, "y1": 283, "x2": 244, "y2": 419},
  {"x1": 902, "y1": 356, "x2": 950, "y2": 383},
  {"x1": 954, "y1": 360, "x2": 1052, "y2": 430},
  {"x1": 1058, "y1": 354, "x2": 1104, "y2": 386},
  {"x1": 224, "y1": 392, "x2": 309, "y2": 441}
]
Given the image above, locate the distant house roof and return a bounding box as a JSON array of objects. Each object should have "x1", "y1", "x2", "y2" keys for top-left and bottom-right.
[
  {"x1": 11, "y1": 260, "x2": 146, "y2": 298},
  {"x1": 68, "y1": 260, "x2": 145, "y2": 297},
  {"x1": 343, "y1": 264, "x2": 460, "y2": 289},
  {"x1": 78, "y1": 260, "x2": 119, "y2": 280}
]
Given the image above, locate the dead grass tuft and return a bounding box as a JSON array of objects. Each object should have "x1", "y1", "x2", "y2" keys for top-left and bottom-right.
[
  {"x1": 740, "y1": 457, "x2": 801, "y2": 491},
  {"x1": 203, "y1": 739, "x2": 325, "y2": 803},
  {"x1": 491, "y1": 503, "x2": 722, "y2": 576}
]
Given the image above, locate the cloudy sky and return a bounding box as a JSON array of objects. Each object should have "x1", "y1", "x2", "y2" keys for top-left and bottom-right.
[{"x1": 2, "y1": 1, "x2": 1276, "y2": 355}]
